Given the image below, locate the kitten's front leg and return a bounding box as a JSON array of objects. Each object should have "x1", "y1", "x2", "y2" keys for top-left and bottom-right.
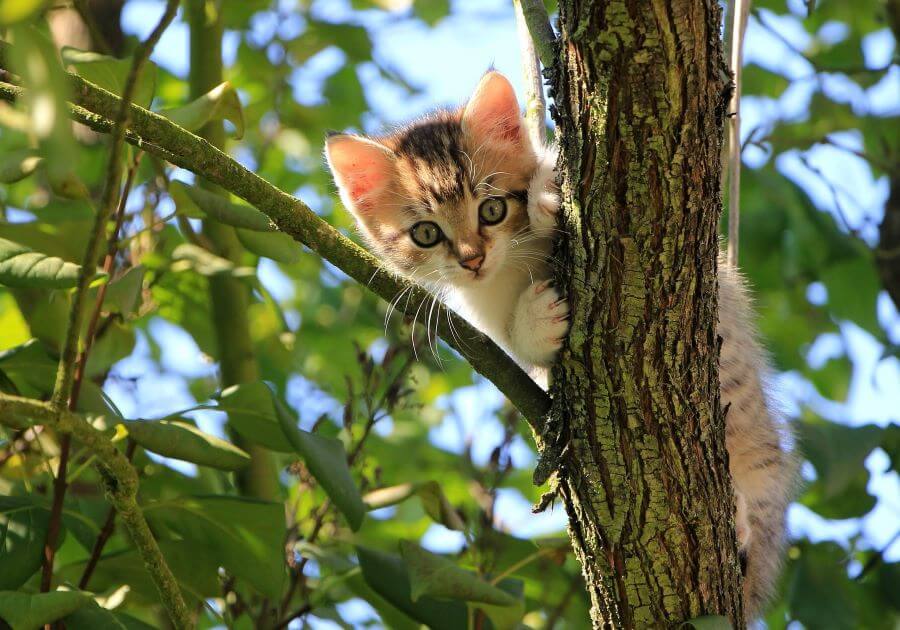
[{"x1": 510, "y1": 280, "x2": 570, "y2": 368}]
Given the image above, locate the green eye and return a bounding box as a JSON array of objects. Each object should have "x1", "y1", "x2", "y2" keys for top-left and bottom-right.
[
  {"x1": 478, "y1": 197, "x2": 507, "y2": 225},
  {"x1": 410, "y1": 221, "x2": 443, "y2": 247}
]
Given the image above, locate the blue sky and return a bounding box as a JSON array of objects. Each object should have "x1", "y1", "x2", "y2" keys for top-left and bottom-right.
[{"x1": 116, "y1": 0, "x2": 899, "y2": 615}]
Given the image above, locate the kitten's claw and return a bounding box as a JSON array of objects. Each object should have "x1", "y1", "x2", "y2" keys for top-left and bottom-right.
[{"x1": 511, "y1": 282, "x2": 570, "y2": 367}]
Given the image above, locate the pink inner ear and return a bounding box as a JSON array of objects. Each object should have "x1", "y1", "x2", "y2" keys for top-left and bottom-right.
[
  {"x1": 326, "y1": 136, "x2": 395, "y2": 211},
  {"x1": 463, "y1": 72, "x2": 524, "y2": 146}
]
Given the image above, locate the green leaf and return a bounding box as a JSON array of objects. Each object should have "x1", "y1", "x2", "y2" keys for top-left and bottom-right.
[
  {"x1": 399, "y1": 541, "x2": 518, "y2": 606},
  {"x1": 170, "y1": 181, "x2": 272, "y2": 231},
  {"x1": 0, "y1": 590, "x2": 92, "y2": 630},
  {"x1": 63, "y1": 601, "x2": 157, "y2": 630},
  {"x1": 364, "y1": 481, "x2": 464, "y2": 531},
  {"x1": 0, "y1": 0, "x2": 49, "y2": 25},
  {"x1": 820, "y1": 257, "x2": 882, "y2": 336},
  {"x1": 217, "y1": 381, "x2": 294, "y2": 452},
  {"x1": 0, "y1": 237, "x2": 82, "y2": 289},
  {"x1": 61, "y1": 47, "x2": 157, "y2": 109},
  {"x1": 275, "y1": 391, "x2": 366, "y2": 531},
  {"x1": 124, "y1": 418, "x2": 251, "y2": 471},
  {"x1": 680, "y1": 615, "x2": 732, "y2": 629},
  {"x1": 236, "y1": 228, "x2": 301, "y2": 264},
  {"x1": 0, "y1": 496, "x2": 51, "y2": 589},
  {"x1": 0, "y1": 148, "x2": 42, "y2": 183},
  {"x1": 171, "y1": 243, "x2": 254, "y2": 277},
  {"x1": 357, "y1": 546, "x2": 468, "y2": 630},
  {"x1": 798, "y1": 417, "x2": 882, "y2": 518},
  {"x1": 103, "y1": 265, "x2": 145, "y2": 315},
  {"x1": 786, "y1": 542, "x2": 863, "y2": 629},
  {"x1": 160, "y1": 81, "x2": 245, "y2": 139},
  {"x1": 414, "y1": 0, "x2": 451, "y2": 25},
  {"x1": 144, "y1": 496, "x2": 285, "y2": 600},
  {"x1": 58, "y1": 540, "x2": 219, "y2": 605}
]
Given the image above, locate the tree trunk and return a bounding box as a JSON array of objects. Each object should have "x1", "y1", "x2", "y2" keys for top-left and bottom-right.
[{"x1": 549, "y1": 1, "x2": 745, "y2": 626}]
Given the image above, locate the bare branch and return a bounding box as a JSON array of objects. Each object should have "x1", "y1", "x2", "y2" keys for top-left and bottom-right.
[
  {"x1": 514, "y1": 0, "x2": 547, "y2": 147},
  {"x1": 517, "y1": 0, "x2": 556, "y2": 69},
  {"x1": 725, "y1": 0, "x2": 750, "y2": 268}
]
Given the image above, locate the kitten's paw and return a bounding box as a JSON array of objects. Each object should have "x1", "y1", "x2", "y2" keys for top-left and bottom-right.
[
  {"x1": 527, "y1": 151, "x2": 560, "y2": 234},
  {"x1": 511, "y1": 280, "x2": 570, "y2": 367}
]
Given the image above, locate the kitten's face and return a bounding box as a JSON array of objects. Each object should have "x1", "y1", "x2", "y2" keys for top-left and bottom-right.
[{"x1": 326, "y1": 72, "x2": 538, "y2": 289}]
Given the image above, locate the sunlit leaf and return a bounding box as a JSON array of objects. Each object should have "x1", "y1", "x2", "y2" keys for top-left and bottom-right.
[
  {"x1": 124, "y1": 418, "x2": 251, "y2": 471},
  {"x1": 399, "y1": 540, "x2": 518, "y2": 606},
  {"x1": 236, "y1": 227, "x2": 301, "y2": 264},
  {"x1": 275, "y1": 389, "x2": 366, "y2": 531},
  {"x1": 0, "y1": 590, "x2": 92, "y2": 630},
  {"x1": 170, "y1": 181, "x2": 272, "y2": 231},
  {"x1": 61, "y1": 47, "x2": 157, "y2": 109},
  {"x1": 364, "y1": 481, "x2": 465, "y2": 531},
  {"x1": 357, "y1": 546, "x2": 468, "y2": 630},
  {"x1": 0, "y1": 0, "x2": 48, "y2": 25},
  {"x1": 0, "y1": 237, "x2": 81, "y2": 289},
  {"x1": 0, "y1": 497, "x2": 52, "y2": 589},
  {"x1": 0, "y1": 148, "x2": 41, "y2": 183},
  {"x1": 159, "y1": 81, "x2": 245, "y2": 139},
  {"x1": 144, "y1": 496, "x2": 285, "y2": 600}
]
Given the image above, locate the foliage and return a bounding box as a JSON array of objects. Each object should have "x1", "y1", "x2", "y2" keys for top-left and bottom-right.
[{"x1": 0, "y1": 0, "x2": 896, "y2": 628}]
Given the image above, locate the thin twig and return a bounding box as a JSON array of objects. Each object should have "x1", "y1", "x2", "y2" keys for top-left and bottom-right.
[
  {"x1": 855, "y1": 528, "x2": 900, "y2": 581},
  {"x1": 514, "y1": 0, "x2": 546, "y2": 147},
  {"x1": 726, "y1": 0, "x2": 750, "y2": 268}
]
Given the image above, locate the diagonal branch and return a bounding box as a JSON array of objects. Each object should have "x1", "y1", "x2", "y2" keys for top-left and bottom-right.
[{"x1": 0, "y1": 68, "x2": 552, "y2": 428}]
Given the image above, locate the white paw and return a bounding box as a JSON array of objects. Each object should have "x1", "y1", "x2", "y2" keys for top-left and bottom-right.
[
  {"x1": 735, "y1": 492, "x2": 752, "y2": 550},
  {"x1": 528, "y1": 189, "x2": 560, "y2": 234},
  {"x1": 527, "y1": 149, "x2": 560, "y2": 235},
  {"x1": 510, "y1": 280, "x2": 569, "y2": 367}
]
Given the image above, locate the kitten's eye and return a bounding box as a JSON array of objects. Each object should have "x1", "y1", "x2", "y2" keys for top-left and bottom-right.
[
  {"x1": 478, "y1": 197, "x2": 507, "y2": 225},
  {"x1": 410, "y1": 221, "x2": 444, "y2": 248}
]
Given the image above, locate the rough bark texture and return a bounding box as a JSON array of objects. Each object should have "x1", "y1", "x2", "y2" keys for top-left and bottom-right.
[{"x1": 549, "y1": 1, "x2": 745, "y2": 626}]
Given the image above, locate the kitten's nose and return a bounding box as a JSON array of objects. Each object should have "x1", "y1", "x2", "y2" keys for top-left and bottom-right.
[{"x1": 459, "y1": 254, "x2": 484, "y2": 271}]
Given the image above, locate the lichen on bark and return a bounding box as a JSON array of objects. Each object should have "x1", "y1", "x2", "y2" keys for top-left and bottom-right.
[{"x1": 549, "y1": 0, "x2": 745, "y2": 626}]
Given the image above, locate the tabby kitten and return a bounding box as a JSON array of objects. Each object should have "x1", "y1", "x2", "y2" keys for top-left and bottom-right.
[{"x1": 326, "y1": 71, "x2": 795, "y2": 617}]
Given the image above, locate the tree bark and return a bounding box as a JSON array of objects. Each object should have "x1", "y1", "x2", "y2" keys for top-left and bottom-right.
[{"x1": 549, "y1": 1, "x2": 745, "y2": 626}]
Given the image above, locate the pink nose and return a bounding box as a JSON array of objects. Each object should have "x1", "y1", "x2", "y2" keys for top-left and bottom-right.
[{"x1": 459, "y1": 255, "x2": 484, "y2": 271}]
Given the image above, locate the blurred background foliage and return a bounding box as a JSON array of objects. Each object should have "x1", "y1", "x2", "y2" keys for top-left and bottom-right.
[{"x1": 0, "y1": 0, "x2": 897, "y2": 628}]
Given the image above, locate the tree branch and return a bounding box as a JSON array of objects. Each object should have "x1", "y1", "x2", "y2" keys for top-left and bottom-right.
[
  {"x1": 517, "y1": 0, "x2": 556, "y2": 69},
  {"x1": 0, "y1": 70, "x2": 552, "y2": 429},
  {"x1": 725, "y1": 0, "x2": 750, "y2": 268},
  {"x1": 514, "y1": 0, "x2": 547, "y2": 147},
  {"x1": 0, "y1": 394, "x2": 191, "y2": 629}
]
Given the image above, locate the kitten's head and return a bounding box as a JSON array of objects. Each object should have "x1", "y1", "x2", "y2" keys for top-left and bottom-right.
[{"x1": 325, "y1": 71, "x2": 538, "y2": 288}]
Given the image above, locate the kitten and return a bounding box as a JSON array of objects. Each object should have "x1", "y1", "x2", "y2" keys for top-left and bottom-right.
[{"x1": 326, "y1": 71, "x2": 795, "y2": 618}]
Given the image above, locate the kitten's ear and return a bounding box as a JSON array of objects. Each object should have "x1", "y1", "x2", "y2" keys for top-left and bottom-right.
[
  {"x1": 325, "y1": 134, "x2": 396, "y2": 215},
  {"x1": 462, "y1": 71, "x2": 526, "y2": 148}
]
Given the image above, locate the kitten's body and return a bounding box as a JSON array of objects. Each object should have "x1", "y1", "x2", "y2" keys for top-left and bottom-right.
[{"x1": 326, "y1": 71, "x2": 795, "y2": 618}]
